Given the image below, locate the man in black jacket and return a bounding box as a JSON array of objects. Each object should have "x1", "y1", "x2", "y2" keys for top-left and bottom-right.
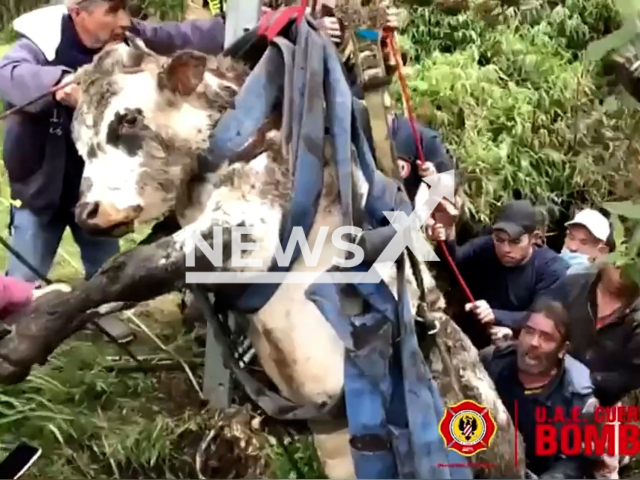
[
  {"x1": 548, "y1": 263, "x2": 640, "y2": 407},
  {"x1": 548, "y1": 263, "x2": 640, "y2": 478}
]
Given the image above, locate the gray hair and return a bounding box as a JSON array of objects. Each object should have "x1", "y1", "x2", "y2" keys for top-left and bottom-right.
[{"x1": 65, "y1": 0, "x2": 123, "y2": 9}]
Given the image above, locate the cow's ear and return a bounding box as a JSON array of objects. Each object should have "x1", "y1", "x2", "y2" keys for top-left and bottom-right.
[{"x1": 158, "y1": 51, "x2": 207, "y2": 96}]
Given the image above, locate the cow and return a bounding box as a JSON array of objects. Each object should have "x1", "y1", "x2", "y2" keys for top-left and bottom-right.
[{"x1": 66, "y1": 37, "x2": 524, "y2": 478}]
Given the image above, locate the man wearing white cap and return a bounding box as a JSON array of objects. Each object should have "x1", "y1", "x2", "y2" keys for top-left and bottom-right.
[{"x1": 560, "y1": 209, "x2": 612, "y2": 274}]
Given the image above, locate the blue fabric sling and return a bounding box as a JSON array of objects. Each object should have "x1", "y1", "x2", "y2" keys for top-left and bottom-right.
[{"x1": 203, "y1": 15, "x2": 473, "y2": 479}]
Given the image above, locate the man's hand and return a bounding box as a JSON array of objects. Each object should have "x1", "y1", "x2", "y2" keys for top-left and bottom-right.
[
  {"x1": 427, "y1": 222, "x2": 446, "y2": 242},
  {"x1": 489, "y1": 325, "x2": 513, "y2": 343},
  {"x1": 465, "y1": 300, "x2": 495, "y2": 325},
  {"x1": 54, "y1": 76, "x2": 81, "y2": 108},
  {"x1": 417, "y1": 161, "x2": 437, "y2": 178}
]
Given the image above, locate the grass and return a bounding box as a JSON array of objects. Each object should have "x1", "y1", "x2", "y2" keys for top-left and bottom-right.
[{"x1": 0, "y1": 115, "x2": 221, "y2": 477}]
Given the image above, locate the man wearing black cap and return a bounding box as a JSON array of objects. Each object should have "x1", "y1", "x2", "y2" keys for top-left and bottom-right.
[{"x1": 428, "y1": 199, "x2": 568, "y2": 348}]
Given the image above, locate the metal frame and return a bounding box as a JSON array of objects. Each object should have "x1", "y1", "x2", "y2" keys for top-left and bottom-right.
[{"x1": 202, "y1": 0, "x2": 263, "y2": 408}]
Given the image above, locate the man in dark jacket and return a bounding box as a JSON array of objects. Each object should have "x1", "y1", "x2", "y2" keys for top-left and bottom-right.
[
  {"x1": 427, "y1": 199, "x2": 568, "y2": 348},
  {"x1": 0, "y1": 0, "x2": 226, "y2": 340},
  {"x1": 481, "y1": 298, "x2": 599, "y2": 478},
  {"x1": 548, "y1": 263, "x2": 640, "y2": 478},
  {"x1": 390, "y1": 113, "x2": 456, "y2": 200},
  {"x1": 548, "y1": 263, "x2": 640, "y2": 407}
]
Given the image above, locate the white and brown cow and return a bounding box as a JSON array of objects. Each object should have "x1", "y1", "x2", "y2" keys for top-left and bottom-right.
[{"x1": 70, "y1": 39, "x2": 524, "y2": 478}]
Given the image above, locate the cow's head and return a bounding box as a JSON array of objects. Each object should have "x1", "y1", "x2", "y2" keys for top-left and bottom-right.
[{"x1": 72, "y1": 39, "x2": 249, "y2": 237}]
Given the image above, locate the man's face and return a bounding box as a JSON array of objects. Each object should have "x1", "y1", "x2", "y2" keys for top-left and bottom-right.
[
  {"x1": 563, "y1": 224, "x2": 606, "y2": 259},
  {"x1": 70, "y1": 1, "x2": 131, "y2": 49},
  {"x1": 599, "y1": 263, "x2": 636, "y2": 299},
  {"x1": 517, "y1": 313, "x2": 565, "y2": 375},
  {"x1": 492, "y1": 230, "x2": 533, "y2": 266}
]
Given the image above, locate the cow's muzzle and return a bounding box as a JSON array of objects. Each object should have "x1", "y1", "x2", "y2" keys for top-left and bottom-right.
[{"x1": 75, "y1": 201, "x2": 142, "y2": 237}]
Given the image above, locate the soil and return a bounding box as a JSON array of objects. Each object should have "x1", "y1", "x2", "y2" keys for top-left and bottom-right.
[{"x1": 109, "y1": 293, "x2": 272, "y2": 479}]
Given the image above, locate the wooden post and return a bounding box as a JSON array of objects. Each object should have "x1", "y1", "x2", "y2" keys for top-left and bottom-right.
[{"x1": 202, "y1": 0, "x2": 263, "y2": 409}]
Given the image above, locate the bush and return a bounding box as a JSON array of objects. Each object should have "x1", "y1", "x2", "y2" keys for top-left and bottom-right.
[{"x1": 400, "y1": 0, "x2": 640, "y2": 224}]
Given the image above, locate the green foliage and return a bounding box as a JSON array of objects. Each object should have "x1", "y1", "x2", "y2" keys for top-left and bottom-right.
[
  {"x1": 399, "y1": 0, "x2": 639, "y2": 224},
  {"x1": 0, "y1": 332, "x2": 213, "y2": 478},
  {"x1": 269, "y1": 437, "x2": 326, "y2": 479},
  {"x1": 603, "y1": 200, "x2": 640, "y2": 286},
  {"x1": 0, "y1": 1, "x2": 48, "y2": 32},
  {"x1": 586, "y1": 0, "x2": 640, "y2": 61},
  {"x1": 136, "y1": 0, "x2": 185, "y2": 20}
]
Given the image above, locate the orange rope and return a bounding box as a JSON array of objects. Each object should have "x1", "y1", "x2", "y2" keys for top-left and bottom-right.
[{"x1": 385, "y1": 30, "x2": 476, "y2": 304}]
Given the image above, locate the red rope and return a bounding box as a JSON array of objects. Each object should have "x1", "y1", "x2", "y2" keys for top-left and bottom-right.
[
  {"x1": 298, "y1": 0, "x2": 308, "y2": 23},
  {"x1": 385, "y1": 31, "x2": 476, "y2": 304}
]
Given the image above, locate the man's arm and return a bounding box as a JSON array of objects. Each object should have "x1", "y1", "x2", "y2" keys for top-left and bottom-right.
[
  {"x1": 538, "y1": 456, "x2": 593, "y2": 479},
  {"x1": 539, "y1": 394, "x2": 601, "y2": 478},
  {"x1": 493, "y1": 255, "x2": 568, "y2": 329},
  {"x1": 0, "y1": 38, "x2": 71, "y2": 112},
  {"x1": 492, "y1": 309, "x2": 530, "y2": 329},
  {"x1": 420, "y1": 128, "x2": 454, "y2": 173},
  {"x1": 131, "y1": 16, "x2": 226, "y2": 57},
  {"x1": 438, "y1": 235, "x2": 493, "y2": 269},
  {"x1": 534, "y1": 255, "x2": 568, "y2": 299},
  {"x1": 479, "y1": 345, "x2": 495, "y2": 371}
]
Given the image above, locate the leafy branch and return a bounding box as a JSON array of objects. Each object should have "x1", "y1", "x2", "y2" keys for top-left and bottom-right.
[
  {"x1": 603, "y1": 200, "x2": 640, "y2": 287},
  {"x1": 586, "y1": 0, "x2": 640, "y2": 61}
]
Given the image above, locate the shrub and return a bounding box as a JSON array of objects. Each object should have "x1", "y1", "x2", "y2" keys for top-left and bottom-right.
[{"x1": 399, "y1": 0, "x2": 639, "y2": 224}]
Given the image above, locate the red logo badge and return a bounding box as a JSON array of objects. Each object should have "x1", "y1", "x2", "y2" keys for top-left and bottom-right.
[{"x1": 438, "y1": 400, "x2": 497, "y2": 456}]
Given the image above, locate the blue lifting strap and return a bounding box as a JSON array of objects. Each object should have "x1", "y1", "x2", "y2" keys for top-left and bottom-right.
[{"x1": 202, "y1": 13, "x2": 474, "y2": 480}]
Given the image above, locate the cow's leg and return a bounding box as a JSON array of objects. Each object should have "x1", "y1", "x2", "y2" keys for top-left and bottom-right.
[{"x1": 308, "y1": 418, "x2": 355, "y2": 480}]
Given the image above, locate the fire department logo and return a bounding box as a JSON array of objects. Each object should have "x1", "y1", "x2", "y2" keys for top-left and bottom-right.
[{"x1": 438, "y1": 400, "x2": 497, "y2": 456}]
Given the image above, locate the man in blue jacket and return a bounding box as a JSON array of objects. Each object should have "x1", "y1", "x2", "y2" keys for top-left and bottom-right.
[
  {"x1": 0, "y1": 0, "x2": 227, "y2": 340},
  {"x1": 481, "y1": 298, "x2": 599, "y2": 478},
  {"x1": 390, "y1": 113, "x2": 457, "y2": 200}
]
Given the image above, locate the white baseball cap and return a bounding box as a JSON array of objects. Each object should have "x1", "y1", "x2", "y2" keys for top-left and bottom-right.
[{"x1": 565, "y1": 209, "x2": 611, "y2": 242}]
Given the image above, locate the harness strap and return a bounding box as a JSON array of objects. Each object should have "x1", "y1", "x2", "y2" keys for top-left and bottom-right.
[
  {"x1": 256, "y1": 5, "x2": 306, "y2": 42},
  {"x1": 232, "y1": 14, "x2": 325, "y2": 314},
  {"x1": 195, "y1": 288, "x2": 337, "y2": 420},
  {"x1": 203, "y1": 14, "x2": 473, "y2": 479},
  {"x1": 347, "y1": 24, "x2": 400, "y2": 181}
]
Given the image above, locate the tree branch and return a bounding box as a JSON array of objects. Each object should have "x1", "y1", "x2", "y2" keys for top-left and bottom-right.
[{"x1": 0, "y1": 235, "x2": 189, "y2": 384}]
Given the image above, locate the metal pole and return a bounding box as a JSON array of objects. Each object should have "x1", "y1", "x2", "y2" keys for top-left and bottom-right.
[
  {"x1": 202, "y1": 0, "x2": 263, "y2": 409},
  {"x1": 223, "y1": 0, "x2": 262, "y2": 48}
]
